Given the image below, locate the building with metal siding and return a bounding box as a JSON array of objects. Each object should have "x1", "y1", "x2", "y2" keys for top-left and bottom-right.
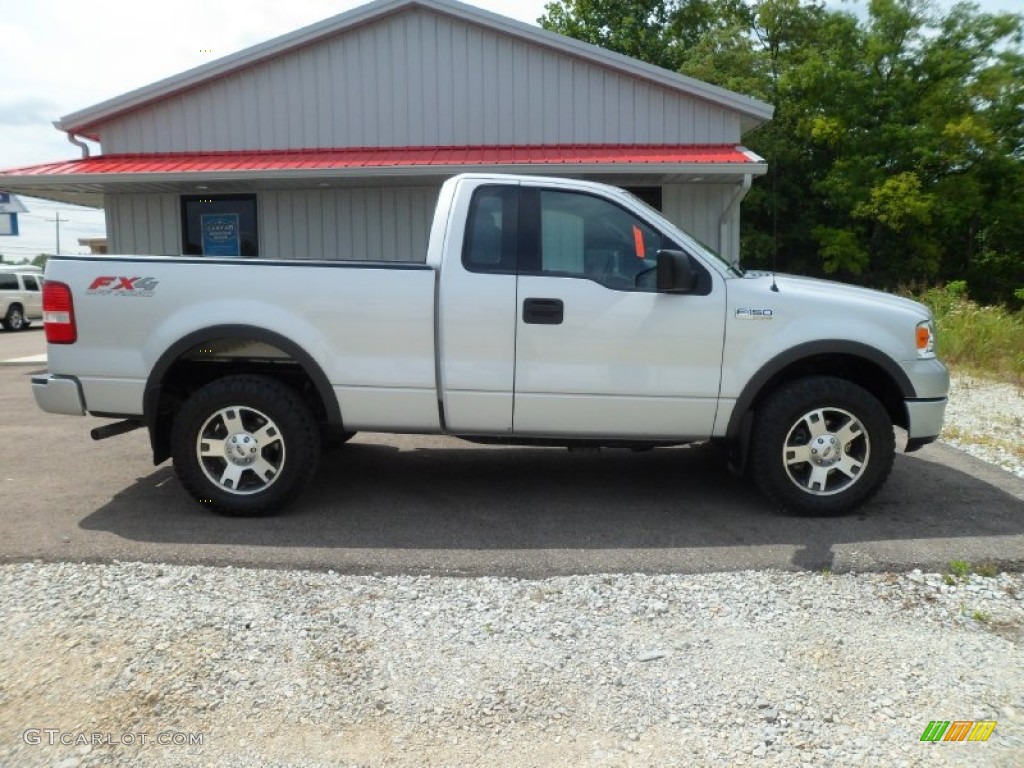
[{"x1": 0, "y1": 0, "x2": 772, "y2": 264}]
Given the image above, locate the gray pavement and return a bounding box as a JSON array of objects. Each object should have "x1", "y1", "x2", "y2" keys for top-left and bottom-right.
[
  {"x1": 1, "y1": 359, "x2": 1022, "y2": 577},
  {"x1": 0, "y1": 325, "x2": 45, "y2": 364}
]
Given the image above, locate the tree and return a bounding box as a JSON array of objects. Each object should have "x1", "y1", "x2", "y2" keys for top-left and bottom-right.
[
  {"x1": 542, "y1": 0, "x2": 1024, "y2": 304},
  {"x1": 540, "y1": 0, "x2": 751, "y2": 71}
]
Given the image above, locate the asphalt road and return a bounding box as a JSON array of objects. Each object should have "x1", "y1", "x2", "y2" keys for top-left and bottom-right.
[{"x1": 2, "y1": 329, "x2": 1023, "y2": 577}]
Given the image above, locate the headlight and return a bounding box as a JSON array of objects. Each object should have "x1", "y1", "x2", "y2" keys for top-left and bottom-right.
[{"x1": 916, "y1": 319, "x2": 936, "y2": 359}]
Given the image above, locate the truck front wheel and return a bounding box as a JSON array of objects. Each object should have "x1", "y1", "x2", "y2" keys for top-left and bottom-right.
[
  {"x1": 170, "y1": 375, "x2": 321, "y2": 516},
  {"x1": 749, "y1": 376, "x2": 895, "y2": 516}
]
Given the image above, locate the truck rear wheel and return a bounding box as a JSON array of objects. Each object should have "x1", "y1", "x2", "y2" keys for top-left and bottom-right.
[
  {"x1": 749, "y1": 376, "x2": 894, "y2": 516},
  {"x1": 170, "y1": 375, "x2": 321, "y2": 516}
]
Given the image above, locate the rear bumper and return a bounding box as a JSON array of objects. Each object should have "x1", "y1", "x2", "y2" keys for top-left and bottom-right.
[{"x1": 32, "y1": 374, "x2": 86, "y2": 416}]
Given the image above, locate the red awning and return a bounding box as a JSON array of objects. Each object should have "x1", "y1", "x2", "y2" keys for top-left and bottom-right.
[{"x1": 1, "y1": 144, "x2": 758, "y2": 177}]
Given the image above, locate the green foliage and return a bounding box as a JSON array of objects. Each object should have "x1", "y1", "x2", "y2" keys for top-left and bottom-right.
[
  {"x1": 916, "y1": 282, "x2": 1024, "y2": 381},
  {"x1": 541, "y1": 0, "x2": 1024, "y2": 301},
  {"x1": 948, "y1": 559, "x2": 971, "y2": 579}
]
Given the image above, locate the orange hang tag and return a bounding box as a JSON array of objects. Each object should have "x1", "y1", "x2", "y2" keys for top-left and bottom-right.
[{"x1": 633, "y1": 225, "x2": 646, "y2": 259}]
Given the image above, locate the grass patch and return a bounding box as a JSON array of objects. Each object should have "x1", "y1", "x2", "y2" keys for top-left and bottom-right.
[
  {"x1": 913, "y1": 281, "x2": 1024, "y2": 384},
  {"x1": 948, "y1": 559, "x2": 972, "y2": 580}
]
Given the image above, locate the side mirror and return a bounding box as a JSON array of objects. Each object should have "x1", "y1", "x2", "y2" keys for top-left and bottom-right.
[{"x1": 656, "y1": 250, "x2": 698, "y2": 294}]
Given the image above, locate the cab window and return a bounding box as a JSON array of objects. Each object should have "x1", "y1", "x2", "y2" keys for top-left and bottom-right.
[
  {"x1": 462, "y1": 185, "x2": 518, "y2": 273},
  {"x1": 536, "y1": 190, "x2": 668, "y2": 291}
]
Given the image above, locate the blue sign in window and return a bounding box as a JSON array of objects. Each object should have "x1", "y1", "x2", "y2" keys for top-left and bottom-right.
[{"x1": 201, "y1": 213, "x2": 240, "y2": 257}]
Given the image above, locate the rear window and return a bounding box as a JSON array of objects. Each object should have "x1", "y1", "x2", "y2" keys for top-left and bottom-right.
[{"x1": 0, "y1": 274, "x2": 17, "y2": 290}]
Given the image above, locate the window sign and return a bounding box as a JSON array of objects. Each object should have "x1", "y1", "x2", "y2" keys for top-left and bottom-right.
[
  {"x1": 181, "y1": 195, "x2": 258, "y2": 257},
  {"x1": 201, "y1": 213, "x2": 241, "y2": 257}
]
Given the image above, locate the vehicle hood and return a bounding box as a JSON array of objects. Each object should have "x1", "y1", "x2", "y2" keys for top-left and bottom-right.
[{"x1": 740, "y1": 272, "x2": 932, "y2": 320}]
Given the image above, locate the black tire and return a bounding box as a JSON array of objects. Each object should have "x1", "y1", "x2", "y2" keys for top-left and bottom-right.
[
  {"x1": 171, "y1": 375, "x2": 321, "y2": 516},
  {"x1": 749, "y1": 376, "x2": 895, "y2": 516},
  {"x1": 3, "y1": 305, "x2": 25, "y2": 331}
]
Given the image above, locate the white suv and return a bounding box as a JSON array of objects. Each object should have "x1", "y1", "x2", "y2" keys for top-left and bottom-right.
[{"x1": 0, "y1": 268, "x2": 43, "y2": 331}]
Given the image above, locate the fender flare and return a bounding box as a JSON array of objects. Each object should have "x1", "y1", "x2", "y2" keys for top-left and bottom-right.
[
  {"x1": 725, "y1": 340, "x2": 915, "y2": 438},
  {"x1": 144, "y1": 325, "x2": 342, "y2": 463}
]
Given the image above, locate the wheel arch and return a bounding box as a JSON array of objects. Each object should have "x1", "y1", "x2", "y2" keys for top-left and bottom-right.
[
  {"x1": 144, "y1": 325, "x2": 341, "y2": 464},
  {"x1": 726, "y1": 341, "x2": 914, "y2": 441}
]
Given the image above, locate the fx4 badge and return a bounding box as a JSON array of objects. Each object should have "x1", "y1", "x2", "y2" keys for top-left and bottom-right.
[
  {"x1": 735, "y1": 308, "x2": 774, "y2": 320},
  {"x1": 87, "y1": 276, "x2": 160, "y2": 297}
]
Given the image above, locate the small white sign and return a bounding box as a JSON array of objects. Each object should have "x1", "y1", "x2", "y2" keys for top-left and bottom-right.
[{"x1": 0, "y1": 193, "x2": 28, "y2": 214}]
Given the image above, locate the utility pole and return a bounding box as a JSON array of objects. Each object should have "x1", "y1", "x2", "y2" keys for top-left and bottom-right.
[{"x1": 45, "y1": 211, "x2": 69, "y2": 255}]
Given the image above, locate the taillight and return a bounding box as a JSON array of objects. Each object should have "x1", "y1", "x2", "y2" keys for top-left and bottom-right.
[{"x1": 43, "y1": 281, "x2": 77, "y2": 344}]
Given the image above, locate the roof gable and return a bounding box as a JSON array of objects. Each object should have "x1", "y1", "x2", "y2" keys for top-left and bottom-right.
[{"x1": 58, "y1": 0, "x2": 772, "y2": 141}]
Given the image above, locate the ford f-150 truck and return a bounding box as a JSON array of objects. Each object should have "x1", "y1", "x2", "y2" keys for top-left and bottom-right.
[{"x1": 32, "y1": 173, "x2": 949, "y2": 517}]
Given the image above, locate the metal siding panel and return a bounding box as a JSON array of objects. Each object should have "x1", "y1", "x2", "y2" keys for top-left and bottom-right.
[
  {"x1": 435, "y1": 17, "x2": 455, "y2": 144},
  {"x1": 117, "y1": 196, "x2": 137, "y2": 253},
  {"x1": 314, "y1": 42, "x2": 331, "y2": 148},
  {"x1": 307, "y1": 190, "x2": 325, "y2": 260},
  {"x1": 378, "y1": 188, "x2": 395, "y2": 262},
  {"x1": 465, "y1": 25, "x2": 484, "y2": 145},
  {"x1": 104, "y1": 196, "x2": 121, "y2": 253},
  {"x1": 496, "y1": 36, "x2": 514, "y2": 145},
  {"x1": 292, "y1": 191, "x2": 309, "y2": 260},
  {"x1": 262, "y1": 191, "x2": 279, "y2": 258},
  {"x1": 299, "y1": 49, "x2": 319, "y2": 149},
  {"x1": 419, "y1": 13, "x2": 440, "y2": 145},
  {"x1": 333, "y1": 190, "x2": 351, "y2": 262},
  {"x1": 354, "y1": 189, "x2": 370, "y2": 261},
  {"x1": 541, "y1": 49, "x2": 558, "y2": 143},
  {"x1": 288, "y1": 54, "x2": 305, "y2": 147},
  {"x1": 89, "y1": 9, "x2": 747, "y2": 152},
  {"x1": 588, "y1": 68, "x2": 604, "y2": 143},
  {"x1": 620, "y1": 80, "x2": 636, "y2": 144},
  {"x1": 557, "y1": 55, "x2": 574, "y2": 141},
  {"x1": 406, "y1": 14, "x2": 426, "y2": 145},
  {"x1": 572, "y1": 61, "x2": 588, "y2": 141},
  {"x1": 162, "y1": 194, "x2": 180, "y2": 255}
]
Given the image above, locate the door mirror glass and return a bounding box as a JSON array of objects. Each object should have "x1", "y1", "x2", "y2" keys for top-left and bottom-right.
[{"x1": 656, "y1": 250, "x2": 697, "y2": 294}]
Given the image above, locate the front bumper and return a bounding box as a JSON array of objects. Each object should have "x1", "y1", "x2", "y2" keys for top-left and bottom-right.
[
  {"x1": 32, "y1": 374, "x2": 86, "y2": 416},
  {"x1": 899, "y1": 357, "x2": 949, "y2": 451},
  {"x1": 904, "y1": 396, "x2": 947, "y2": 451}
]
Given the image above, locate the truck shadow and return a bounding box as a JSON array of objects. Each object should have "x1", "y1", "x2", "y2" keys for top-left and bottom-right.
[{"x1": 78, "y1": 437, "x2": 1024, "y2": 576}]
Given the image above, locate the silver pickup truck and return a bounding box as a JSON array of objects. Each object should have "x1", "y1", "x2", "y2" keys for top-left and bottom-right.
[{"x1": 33, "y1": 173, "x2": 949, "y2": 517}]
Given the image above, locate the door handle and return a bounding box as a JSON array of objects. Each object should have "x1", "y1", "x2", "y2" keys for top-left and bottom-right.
[{"x1": 523, "y1": 298, "x2": 564, "y2": 325}]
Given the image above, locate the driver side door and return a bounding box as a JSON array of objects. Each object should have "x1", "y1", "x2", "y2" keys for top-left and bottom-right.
[{"x1": 512, "y1": 184, "x2": 726, "y2": 440}]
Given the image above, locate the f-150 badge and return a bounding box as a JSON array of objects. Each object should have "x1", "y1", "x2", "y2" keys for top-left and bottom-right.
[{"x1": 735, "y1": 308, "x2": 774, "y2": 319}]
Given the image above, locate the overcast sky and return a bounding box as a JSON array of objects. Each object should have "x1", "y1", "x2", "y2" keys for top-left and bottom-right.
[{"x1": 0, "y1": 0, "x2": 1019, "y2": 260}]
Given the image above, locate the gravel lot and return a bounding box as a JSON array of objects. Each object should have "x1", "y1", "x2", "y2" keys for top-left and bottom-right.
[
  {"x1": 1, "y1": 372, "x2": 1022, "y2": 767},
  {"x1": 943, "y1": 374, "x2": 1024, "y2": 480},
  {"x1": 1, "y1": 563, "x2": 1022, "y2": 768}
]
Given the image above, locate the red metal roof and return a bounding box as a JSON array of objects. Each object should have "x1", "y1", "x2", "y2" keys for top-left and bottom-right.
[{"x1": 0, "y1": 144, "x2": 757, "y2": 177}]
